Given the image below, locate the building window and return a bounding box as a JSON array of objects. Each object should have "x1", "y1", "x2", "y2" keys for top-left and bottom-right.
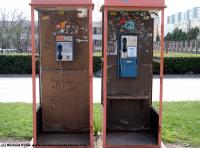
[
  {"x1": 93, "y1": 27, "x2": 102, "y2": 34},
  {"x1": 167, "y1": 17, "x2": 170, "y2": 24},
  {"x1": 94, "y1": 40, "x2": 102, "y2": 47}
]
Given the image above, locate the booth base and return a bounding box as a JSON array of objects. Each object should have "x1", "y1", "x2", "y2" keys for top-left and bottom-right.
[
  {"x1": 37, "y1": 133, "x2": 90, "y2": 146},
  {"x1": 35, "y1": 107, "x2": 90, "y2": 147},
  {"x1": 106, "y1": 131, "x2": 157, "y2": 145},
  {"x1": 105, "y1": 108, "x2": 159, "y2": 147}
]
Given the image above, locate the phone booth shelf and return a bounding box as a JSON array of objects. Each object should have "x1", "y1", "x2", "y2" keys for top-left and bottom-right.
[
  {"x1": 30, "y1": 0, "x2": 94, "y2": 148},
  {"x1": 102, "y1": 0, "x2": 166, "y2": 148}
]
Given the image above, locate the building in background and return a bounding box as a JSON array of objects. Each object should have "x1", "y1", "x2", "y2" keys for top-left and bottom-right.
[
  {"x1": 0, "y1": 19, "x2": 162, "y2": 52},
  {"x1": 166, "y1": 7, "x2": 200, "y2": 33},
  {"x1": 93, "y1": 21, "x2": 102, "y2": 51},
  {"x1": 154, "y1": 18, "x2": 161, "y2": 41}
]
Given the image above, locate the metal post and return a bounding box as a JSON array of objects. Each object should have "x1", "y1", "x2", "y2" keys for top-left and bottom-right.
[
  {"x1": 159, "y1": 8, "x2": 165, "y2": 148},
  {"x1": 89, "y1": 7, "x2": 94, "y2": 148},
  {"x1": 31, "y1": 6, "x2": 37, "y2": 145},
  {"x1": 103, "y1": 7, "x2": 108, "y2": 148}
]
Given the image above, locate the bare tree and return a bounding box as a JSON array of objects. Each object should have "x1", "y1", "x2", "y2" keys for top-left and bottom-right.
[
  {"x1": 0, "y1": 9, "x2": 31, "y2": 53},
  {"x1": 0, "y1": 9, "x2": 11, "y2": 52},
  {"x1": 23, "y1": 22, "x2": 31, "y2": 53}
]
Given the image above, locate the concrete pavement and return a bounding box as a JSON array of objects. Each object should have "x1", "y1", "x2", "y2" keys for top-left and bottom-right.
[{"x1": 0, "y1": 75, "x2": 200, "y2": 103}]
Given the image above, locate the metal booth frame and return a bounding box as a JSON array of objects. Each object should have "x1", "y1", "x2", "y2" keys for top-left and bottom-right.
[
  {"x1": 30, "y1": 0, "x2": 94, "y2": 148},
  {"x1": 102, "y1": 1, "x2": 166, "y2": 148}
]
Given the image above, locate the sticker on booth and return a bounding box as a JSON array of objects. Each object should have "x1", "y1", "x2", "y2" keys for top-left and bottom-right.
[{"x1": 123, "y1": 20, "x2": 135, "y2": 30}]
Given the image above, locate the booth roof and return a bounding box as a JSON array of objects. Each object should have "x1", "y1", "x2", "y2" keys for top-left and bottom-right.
[
  {"x1": 104, "y1": 0, "x2": 165, "y2": 8},
  {"x1": 30, "y1": 0, "x2": 92, "y2": 5}
]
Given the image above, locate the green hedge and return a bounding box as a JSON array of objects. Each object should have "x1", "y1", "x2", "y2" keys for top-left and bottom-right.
[
  {"x1": 93, "y1": 56, "x2": 101, "y2": 73},
  {"x1": 0, "y1": 54, "x2": 33, "y2": 74},
  {"x1": 153, "y1": 57, "x2": 200, "y2": 74},
  {"x1": 0, "y1": 54, "x2": 200, "y2": 74}
]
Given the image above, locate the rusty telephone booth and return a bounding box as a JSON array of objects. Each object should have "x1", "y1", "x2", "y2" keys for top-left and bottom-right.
[
  {"x1": 30, "y1": 0, "x2": 94, "y2": 147},
  {"x1": 102, "y1": 0, "x2": 165, "y2": 148}
]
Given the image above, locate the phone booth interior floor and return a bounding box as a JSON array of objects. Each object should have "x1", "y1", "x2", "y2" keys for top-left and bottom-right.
[
  {"x1": 105, "y1": 105, "x2": 159, "y2": 146},
  {"x1": 37, "y1": 133, "x2": 89, "y2": 145},
  {"x1": 35, "y1": 105, "x2": 91, "y2": 146},
  {"x1": 106, "y1": 131, "x2": 157, "y2": 145}
]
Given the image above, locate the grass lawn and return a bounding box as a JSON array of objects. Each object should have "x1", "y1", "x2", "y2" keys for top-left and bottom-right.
[
  {"x1": 0, "y1": 103, "x2": 32, "y2": 140},
  {"x1": 0, "y1": 102, "x2": 200, "y2": 147},
  {"x1": 153, "y1": 102, "x2": 200, "y2": 148},
  {"x1": 154, "y1": 51, "x2": 200, "y2": 58},
  {"x1": 94, "y1": 104, "x2": 102, "y2": 135},
  {"x1": 94, "y1": 51, "x2": 200, "y2": 58},
  {"x1": 93, "y1": 52, "x2": 102, "y2": 57}
]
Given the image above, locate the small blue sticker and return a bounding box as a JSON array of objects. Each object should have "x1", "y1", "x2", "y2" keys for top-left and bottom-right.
[
  {"x1": 123, "y1": 20, "x2": 135, "y2": 30},
  {"x1": 122, "y1": 0, "x2": 129, "y2": 3}
]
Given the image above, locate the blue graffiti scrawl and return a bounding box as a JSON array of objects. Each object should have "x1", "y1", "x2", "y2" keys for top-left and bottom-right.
[
  {"x1": 123, "y1": 20, "x2": 135, "y2": 30},
  {"x1": 122, "y1": 0, "x2": 129, "y2": 3}
]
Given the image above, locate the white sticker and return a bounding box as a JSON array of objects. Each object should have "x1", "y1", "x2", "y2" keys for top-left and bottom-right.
[
  {"x1": 128, "y1": 47, "x2": 137, "y2": 57},
  {"x1": 77, "y1": 8, "x2": 88, "y2": 18}
]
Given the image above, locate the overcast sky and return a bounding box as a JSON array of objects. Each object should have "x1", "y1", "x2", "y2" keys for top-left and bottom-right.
[{"x1": 0, "y1": 0, "x2": 200, "y2": 23}]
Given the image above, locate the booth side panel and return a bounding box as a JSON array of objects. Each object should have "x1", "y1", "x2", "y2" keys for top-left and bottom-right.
[
  {"x1": 106, "y1": 11, "x2": 154, "y2": 132},
  {"x1": 38, "y1": 10, "x2": 90, "y2": 133}
]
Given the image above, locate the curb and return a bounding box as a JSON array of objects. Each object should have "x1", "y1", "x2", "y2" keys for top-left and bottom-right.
[
  {"x1": 29, "y1": 138, "x2": 168, "y2": 148},
  {"x1": 0, "y1": 74, "x2": 39, "y2": 78},
  {"x1": 162, "y1": 142, "x2": 167, "y2": 148}
]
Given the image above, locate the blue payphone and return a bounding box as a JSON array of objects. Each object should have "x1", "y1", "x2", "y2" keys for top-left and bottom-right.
[
  {"x1": 56, "y1": 36, "x2": 74, "y2": 61},
  {"x1": 118, "y1": 34, "x2": 138, "y2": 78}
]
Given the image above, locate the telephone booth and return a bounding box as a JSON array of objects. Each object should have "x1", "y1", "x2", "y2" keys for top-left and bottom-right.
[
  {"x1": 102, "y1": 0, "x2": 166, "y2": 148},
  {"x1": 30, "y1": 0, "x2": 94, "y2": 147}
]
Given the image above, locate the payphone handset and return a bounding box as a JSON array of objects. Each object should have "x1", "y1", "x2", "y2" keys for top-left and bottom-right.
[
  {"x1": 118, "y1": 35, "x2": 138, "y2": 78},
  {"x1": 56, "y1": 36, "x2": 73, "y2": 61}
]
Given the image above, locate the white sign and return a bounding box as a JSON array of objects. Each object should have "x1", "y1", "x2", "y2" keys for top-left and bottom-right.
[{"x1": 127, "y1": 47, "x2": 137, "y2": 57}]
